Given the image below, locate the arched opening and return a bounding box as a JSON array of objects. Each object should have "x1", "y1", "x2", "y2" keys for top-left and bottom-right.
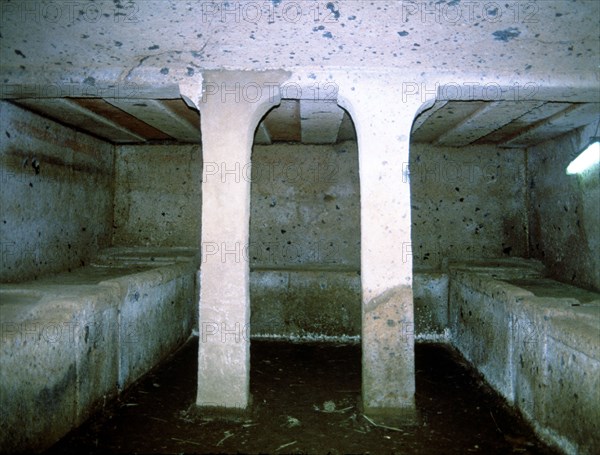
[
  {"x1": 249, "y1": 99, "x2": 360, "y2": 339},
  {"x1": 247, "y1": 96, "x2": 362, "y2": 409}
]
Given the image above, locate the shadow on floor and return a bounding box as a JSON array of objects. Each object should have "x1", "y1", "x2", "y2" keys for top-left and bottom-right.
[{"x1": 45, "y1": 338, "x2": 559, "y2": 454}]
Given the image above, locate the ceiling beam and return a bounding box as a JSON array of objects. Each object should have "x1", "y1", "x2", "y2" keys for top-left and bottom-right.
[
  {"x1": 104, "y1": 98, "x2": 199, "y2": 142},
  {"x1": 411, "y1": 101, "x2": 485, "y2": 144},
  {"x1": 478, "y1": 102, "x2": 572, "y2": 145},
  {"x1": 503, "y1": 103, "x2": 599, "y2": 148},
  {"x1": 14, "y1": 98, "x2": 146, "y2": 143},
  {"x1": 71, "y1": 98, "x2": 172, "y2": 141},
  {"x1": 299, "y1": 100, "x2": 345, "y2": 144},
  {"x1": 436, "y1": 100, "x2": 546, "y2": 146},
  {"x1": 262, "y1": 100, "x2": 301, "y2": 142}
]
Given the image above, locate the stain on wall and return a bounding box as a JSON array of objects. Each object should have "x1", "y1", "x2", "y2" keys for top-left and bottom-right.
[{"x1": 0, "y1": 101, "x2": 114, "y2": 282}]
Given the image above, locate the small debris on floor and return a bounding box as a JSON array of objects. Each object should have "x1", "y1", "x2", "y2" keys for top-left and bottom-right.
[
  {"x1": 284, "y1": 416, "x2": 301, "y2": 428},
  {"x1": 323, "y1": 400, "x2": 336, "y2": 412}
]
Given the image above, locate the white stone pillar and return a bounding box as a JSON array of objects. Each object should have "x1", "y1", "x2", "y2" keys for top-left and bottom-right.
[
  {"x1": 195, "y1": 71, "x2": 287, "y2": 411},
  {"x1": 338, "y1": 82, "x2": 434, "y2": 424}
]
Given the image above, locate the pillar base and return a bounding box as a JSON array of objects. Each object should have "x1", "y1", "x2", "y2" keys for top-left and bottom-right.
[
  {"x1": 194, "y1": 395, "x2": 254, "y2": 422},
  {"x1": 363, "y1": 405, "x2": 420, "y2": 427}
]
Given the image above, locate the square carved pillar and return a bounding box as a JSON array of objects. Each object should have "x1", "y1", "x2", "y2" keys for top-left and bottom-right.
[
  {"x1": 194, "y1": 71, "x2": 288, "y2": 411},
  {"x1": 338, "y1": 85, "x2": 435, "y2": 425}
]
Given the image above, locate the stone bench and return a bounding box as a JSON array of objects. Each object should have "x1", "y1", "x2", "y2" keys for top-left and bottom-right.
[
  {"x1": 0, "y1": 247, "x2": 197, "y2": 453},
  {"x1": 250, "y1": 264, "x2": 451, "y2": 342},
  {"x1": 250, "y1": 264, "x2": 361, "y2": 340},
  {"x1": 448, "y1": 260, "x2": 600, "y2": 455}
]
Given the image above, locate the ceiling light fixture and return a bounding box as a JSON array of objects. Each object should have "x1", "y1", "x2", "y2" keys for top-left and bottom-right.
[{"x1": 566, "y1": 137, "x2": 599, "y2": 175}]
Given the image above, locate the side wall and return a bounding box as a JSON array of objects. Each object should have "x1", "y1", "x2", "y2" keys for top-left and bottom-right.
[
  {"x1": 527, "y1": 125, "x2": 600, "y2": 291},
  {"x1": 112, "y1": 144, "x2": 202, "y2": 248},
  {"x1": 0, "y1": 101, "x2": 114, "y2": 282}
]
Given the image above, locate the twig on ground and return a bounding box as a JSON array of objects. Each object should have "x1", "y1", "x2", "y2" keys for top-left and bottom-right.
[
  {"x1": 216, "y1": 430, "x2": 234, "y2": 446},
  {"x1": 149, "y1": 416, "x2": 167, "y2": 422},
  {"x1": 171, "y1": 437, "x2": 201, "y2": 446},
  {"x1": 276, "y1": 440, "x2": 297, "y2": 451},
  {"x1": 362, "y1": 414, "x2": 403, "y2": 432},
  {"x1": 490, "y1": 411, "x2": 503, "y2": 434}
]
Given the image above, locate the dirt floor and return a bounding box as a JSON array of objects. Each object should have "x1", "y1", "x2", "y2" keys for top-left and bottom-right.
[{"x1": 45, "y1": 338, "x2": 560, "y2": 454}]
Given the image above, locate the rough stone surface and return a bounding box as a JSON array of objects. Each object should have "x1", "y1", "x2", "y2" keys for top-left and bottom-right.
[
  {"x1": 250, "y1": 141, "x2": 360, "y2": 269},
  {"x1": 196, "y1": 71, "x2": 288, "y2": 410},
  {"x1": 449, "y1": 269, "x2": 538, "y2": 402},
  {"x1": 249, "y1": 140, "x2": 361, "y2": 338},
  {"x1": 448, "y1": 261, "x2": 600, "y2": 455},
  {"x1": 528, "y1": 125, "x2": 600, "y2": 291},
  {"x1": 0, "y1": 249, "x2": 197, "y2": 453},
  {"x1": 542, "y1": 313, "x2": 600, "y2": 455},
  {"x1": 113, "y1": 144, "x2": 202, "y2": 248},
  {"x1": 250, "y1": 269, "x2": 361, "y2": 337},
  {"x1": 413, "y1": 272, "x2": 449, "y2": 336},
  {"x1": 0, "y1": 293, "x2": 81, "y2": 452},
  {"x1": 0, "y1": 1, "x2": 598, "y2": 101},
  {"x1": 101, "y1": 264, "x2": 197, "y2": 391},
  {"x1": 410, "y1": 144, "x2": 528, "y2": 268},
  {"x1": 0, "y1": 101, "x2": 114, "y2": 282}
]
